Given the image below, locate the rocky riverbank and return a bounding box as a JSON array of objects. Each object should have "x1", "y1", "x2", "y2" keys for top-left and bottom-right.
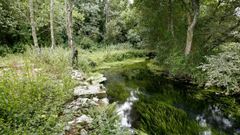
[{"x1": 62, "y1": 70, "x2": 110, "y2": 135}]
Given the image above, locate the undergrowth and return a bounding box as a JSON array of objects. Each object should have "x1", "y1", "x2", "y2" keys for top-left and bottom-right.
[
  {"x1": 0, "y1": 46, "x2": 145, "y2": 134},
  {"x1": 0, "y1": 47, "x2": 75, "y2": 134}
]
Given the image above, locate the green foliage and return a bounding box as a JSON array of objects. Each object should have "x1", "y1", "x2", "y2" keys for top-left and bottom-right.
[
  {"x1": 0, "y1": 48, "x2": 75, "y2": 134},
  {"x1": 105, "y1": 20, "x2": 123, "y2": 43},
  {"x1": 107, "y1": 83, "x2": 130, "y2": 103},
  {"x1": 199, "y1": 42, "x2": 240, "y2": 95},
  {"x1": 105, "y1": 1, "x2": 141, "y2": 45},
  {"x1": 74, "y1": 0, "x2": 104, "y2": 42},
  {"x1": 75, "y1": 44, "x2": 147, "y2": 72},
  {"x1": 88, "y1": 104, "x2": 130, "y2": 135},
  {"x1": 0, "y1": 45, "x2": 11, "y2": 57},
  {"x1": 79, "y1": 37, "x2": 97, "y2": 49}
]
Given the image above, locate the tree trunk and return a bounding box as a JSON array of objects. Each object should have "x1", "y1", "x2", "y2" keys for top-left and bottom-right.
[
  {"x1": 104, "y1": 0, "x2": 109, "y2": 35},
  {"x1": 29, "y1": 0, "x2": 39, "y2": 51},
  {"x1": 65, "y1": 0, "x2": 77, "y2": 66},
  {"x1": 168, "y1": 0, "x2": 174, "y2": 38},
  {"x1": 66, "y1": 0, "x2": 73, "y2": 48},
  {"x1": 50, "y1": 0, "x2": 55, "y2": 49},
  {"x1": 184, "y1": 0, "x2": 199, "y2": 56}
]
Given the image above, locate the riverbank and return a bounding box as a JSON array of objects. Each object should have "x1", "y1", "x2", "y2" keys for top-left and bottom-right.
[
  {"x1": 1, "y1": 46, "x2": 239, "y2": 135},
  {"x1": 103, "y1": 60, "x2": 240, "y2": 135},
  {"x1": 0, "y1": 46, "x2": 145, "y2": 134}
]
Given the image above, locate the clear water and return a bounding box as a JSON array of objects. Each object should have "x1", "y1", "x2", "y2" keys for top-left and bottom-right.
[{"x1": 103, "y1": 62, "x2": 240, "y2": 135}]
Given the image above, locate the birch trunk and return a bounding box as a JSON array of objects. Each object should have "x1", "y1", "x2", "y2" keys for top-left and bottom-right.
[
  {"x1": 29, "y1": 0, "x2": 39, "y2": 51},
  {"x1": 65, "y1": 0, "x2": 76, "y2": 66},
  {"x1": 184, "y1": 0, "x2": 199, "y2": 56},
  {"x1": 66, "y1": 0, "x2": 73, "y2": 48},
  {"x1": 50, "y1": 0, "x2": 55, "y2": 49},
  {"x1": 104, "y1": 0, "x2": 109, "y2": 35}
]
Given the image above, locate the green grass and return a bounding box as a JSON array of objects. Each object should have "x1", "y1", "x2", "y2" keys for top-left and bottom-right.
[
  {"x1": 0, "y1": 47, "x2": 76, "y2": 134},
  {"x1": 77, "y1": 45, "x2": 147, "y2": 72},
  {"x1": 0, "y1": 45, "x2": 146, "y2": 134}
]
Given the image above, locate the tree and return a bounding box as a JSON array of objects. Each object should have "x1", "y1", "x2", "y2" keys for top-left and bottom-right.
[
  {"x1": 182, "y1": 0, "x2": 200, "y2": 56},
  {"x1": 65, "y1": 0, "x2": 73, "y2": 48},
  {"x1": 50, "y1": 0, "x2": 55, "y2": 49},
  {"x1": 168, "y1": 0, "x2": 174, "y2": 38},
  {"x1": 104, "y1": 0, "x2": 109, "y2": 34},
  {"x1": 65, "y1": 0, "x2": 77, "y2": 66},
  {"x1": 29, "y1": 0, "x2": 39, "y2": 51}
]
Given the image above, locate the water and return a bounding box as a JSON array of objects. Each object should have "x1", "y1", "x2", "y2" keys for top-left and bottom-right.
[
  {"x1": 103, "y1": 62, "x2": 240, "y2": 135},
  {"x1": 117, "y1": 91, "x2": 139, "y2": 128}
]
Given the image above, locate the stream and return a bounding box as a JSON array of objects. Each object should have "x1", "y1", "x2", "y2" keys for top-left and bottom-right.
[{"x1": 102, "y1": 62, "x2": 240, "y2": 135}]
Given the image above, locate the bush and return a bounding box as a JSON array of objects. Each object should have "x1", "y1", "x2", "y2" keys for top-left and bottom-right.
[
  {"x1": 0, "y1": 48, "x2": 75, "y2": 134},
  {"x1": 0, "y1": 67, "x2": 74, "y2": 134},
  {"x1": 0, "y1": 45, "x2": 11, "y2": 57},
  {"x1": 80, "y1": 37, "x2": 97, "y2": 50},
  {"x1": 199, "y1": 42, "x2": 240, "y2": 95},
  {"x1": 127, "y1": 29, "x2": 141, "y2": 47}
]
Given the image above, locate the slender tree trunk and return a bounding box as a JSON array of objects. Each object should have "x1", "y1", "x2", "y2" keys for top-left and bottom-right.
[
  {"x1": 104, "y1": 0, "x2": 109, "y2": 35},
  {"x1": 65, "y1": 0, "x2": 77, "y2": 66},
  {"x1": 50, "y1": 0, "x2": 55, "y2": 49},
  {"x1": 29, "y1": 0, "x2": 39, "y2": 51},
  {"x1": 168, "y1": 0, "x2": 174, "y2": 38},
  {"x1": 184, "y1": 0, "x2": 199, "y2": 56},
  {"x1": 66, "y1": 0, "x2": 73, "y2": 48}
]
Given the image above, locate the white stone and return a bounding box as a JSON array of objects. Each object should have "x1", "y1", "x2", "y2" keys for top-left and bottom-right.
[
  {"x1": 64, "y1": 125, "x2": 71, "y2": 131},
  {"x1": 90, "y1": 100, "x2": 99, "y2": 106},
  {"x1": 68, "y1": 115, "x2": 93, "y2": 125},
  {"x1": 73, "y1": 85, "x2": 107, "y2": 98},
  {"x1": 87, "y1": 73, "x2": 107, "y2": 84},
  {"x1": 80, "y1": 129, "x2": 88, "y2": 135},
  {"x1": 99, "y1": 98, "x2": 109, "y2": 106},
  {"x1": 93, "y1": 97, "x2": 99, "y2": 102}
]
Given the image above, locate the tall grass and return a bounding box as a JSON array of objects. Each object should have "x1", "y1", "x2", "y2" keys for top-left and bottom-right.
[
  {"x1": 0, "y1": 45, "x2": 147, "y2": 134},
  {"x1": 0, "y1": 47, "x2": 75, "y2": 134}
]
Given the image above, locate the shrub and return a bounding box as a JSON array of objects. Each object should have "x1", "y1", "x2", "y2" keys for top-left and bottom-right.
[
  {"x1": 0, "y1": 45, "x2": 11, "y2": 57},
  {"x1": 80, "y1": 37, "x2": 96, "y2": 50},
  {"x1": 199, "y1": 42, "x2": 240, "y2": 95},
  {"x1": 0, "y1": 48, "x2": 75, "y2": 134}
]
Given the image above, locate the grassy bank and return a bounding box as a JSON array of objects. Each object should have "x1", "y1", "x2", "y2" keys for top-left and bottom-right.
[
  {"x1": 0, "y1": 45, "x2": 146, "y2": 134},
  {"x1": 0, "y1": 48, "x2": 76, "y2": 134}
]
